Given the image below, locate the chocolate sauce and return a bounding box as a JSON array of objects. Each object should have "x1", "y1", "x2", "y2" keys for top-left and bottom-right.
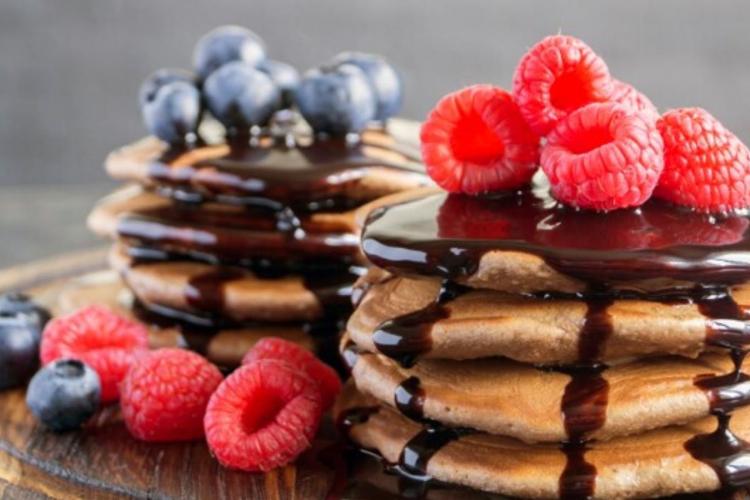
[
  {"x1": 362, "y1": 185, "x2": 750, "y2": 289},
  {"x1": 397, "y1": 424, "x2": 468, "y2": 481},
  {"x1": 372, "y1": 280, "x2": 469, "y2": 367},
  {"x1": 147, "y1": 131, "x2": 424, "y2": 209},
  {"x1": 394, "y1": 376, "x2": 426, "y2": 422},
  {"x1": 341, "y1": 340, "x2": 362, "y2": 372},
  {"x1": 687, "y1": 289, "x2": 750, "y2": 491},
  {"x1": 337, "y1": 406, "x2": 380, "y2": 437},
  {"x1": 184, "y1": 268, "x2": 245, "y2": 313}
]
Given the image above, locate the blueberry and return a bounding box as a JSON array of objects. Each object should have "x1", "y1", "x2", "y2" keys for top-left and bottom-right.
[
  {"x1": 0, "y1": 292, "x2": 51, "y2": 330},
  {"x1": 0, "y1": 316, "x2": 41, "y2": 390},
  {"x1": 193, "y1": 25, "x2": 267, "y2": 82},
  {"x1": 138, "y1": 68, "x2": 194, "y2": 109},
  {"x1": 331, "y1": 52, "x2": 402, "y2": 122},
  {"x1": 26, "y1": 359, "x2": 101, "y2": 432},
  {"x1": 295, "y1": 64, "x2": 376, "y2": 136},
  {"x1": 257, "y1": 60, "x2": 300, "y2": 108},
  {"x1": 203, "y1": 61, "x2": 281, "y2": 133},
  {"x1": 141, "y1": 80, "x2": 202, "y2": 145}
]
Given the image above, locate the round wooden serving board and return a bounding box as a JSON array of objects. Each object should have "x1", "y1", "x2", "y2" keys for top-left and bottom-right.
[{"x1": 0, "y1": 248, "x2": 344, "y2": 500}]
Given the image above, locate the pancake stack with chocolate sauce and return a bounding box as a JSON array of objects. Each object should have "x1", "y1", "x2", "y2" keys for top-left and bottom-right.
[
  {"x1": 87, "y1": 26, "x2": 428, "y2": 369},
  {"x1": 336, "y1": 36, "x2": 750, "y2": 498}
]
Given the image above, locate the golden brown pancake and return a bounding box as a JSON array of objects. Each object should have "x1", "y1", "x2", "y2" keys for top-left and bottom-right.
[
  {"x1": 335, "y1": 384, "x2": 747, "y2": 499},
  {"x1": 347, "y1": 273, "x2": 750, "y2": 365},
  {"x1": 108, "y1": 245, "x2": 355, "y2": 323},
  {"x1": 343, "y1": 338, "x2": 743, "y2": 442}
]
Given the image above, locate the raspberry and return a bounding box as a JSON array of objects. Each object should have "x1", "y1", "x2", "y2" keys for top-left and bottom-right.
[
  {"x1": 241, "y1": 338, "x2": 341, "y2": 411},
  {"x1": 40, "y1": 306, "x2": 149, "y2": 402},
  {"x1": 541, "y1": 102, "x2": 664, "y2": 211},
  {"x1": 204, "y1": 360, "x2": 322, "y2": 472},
  {"x1": 120, "y1": 348, "x2": 223, "y2": 442},
  {"x1": 420, "y1": 84, "x2": 540, "y2": 195},
  {"x1": 609, "y1": 79, "x2": 659, "y2": 123},
  {"x1": 512, "y1": 35, "x2": 613, "y2": 136},
  {"x1": 655, "y1": 107, "x2": 750, "y2": 213}
]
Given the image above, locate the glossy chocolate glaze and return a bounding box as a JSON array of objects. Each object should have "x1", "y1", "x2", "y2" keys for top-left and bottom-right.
[
  {"x1": 362, "y1": 184, "x2": 750, "y2": 289},
  {"x1": 394, "y1": 376, "x2": 426, "y2": 422},
  {"x1": 148, "y1": 130, "x2": 424, "y2": 210}
]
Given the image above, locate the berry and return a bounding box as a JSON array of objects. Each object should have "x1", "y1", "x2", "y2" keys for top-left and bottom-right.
[
  {"x1": 40, "y1": 306, "x2": 149, "y2": 403},
  {"x1": 0, "y1": 316, "x2": 41, "y2": 390},
  {"x1": 26, "y1": 359, "x2": 100, "y2": 432},
  {"x1": 203, "y1": 61, "x2": 281, "y2": 134},
  {"x1": 141, "y1": 81, "x2": 202, "y2": 145},
  {"x1": 512, "y1": 35, "x2": 613, "y2": 136},
  {"x1": 257, "y1": 59, "x2": 300, "y2": 108},
  {"x1": 204, "y1": 360, "x2": 322, "y2": 472},
  {"x1": 655, "y1": 107, "x2": 750, "y2": 213},
  {"x1": 295, "y1": 64, "x2": 376, "y2": 136},
  {"x1": 420, "y1": 85, "x2": 540, "y2": 195},
  {"x1": 241, "y1": 338, "x2": 341, "y2": 410},
  {"x1": 120, "y1": 348, "x2": 222, "y2": 442},
  {"x1": 541, "y1": 102, "x2": 664, "y2": 211},
  {"x1": 609, "y1": 79, "x2": 659, "y2": 123},
  {"x1": 331, "y1": 52, "x2": 402, "y2": 122},
  {"x1": 193, "y1": 25, "x2": 267, "y2": 81},
  {"x1": 138, "y1": 68, "x2": 194, "y2": 109}
]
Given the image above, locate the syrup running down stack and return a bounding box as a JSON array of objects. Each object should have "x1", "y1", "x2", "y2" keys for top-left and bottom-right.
[
  {"x1": 87, "y1": 27, "x2": 429, "y2": 369},
  {"x1": 336, "y1": 35, "x2": 750, "y2": 499}
]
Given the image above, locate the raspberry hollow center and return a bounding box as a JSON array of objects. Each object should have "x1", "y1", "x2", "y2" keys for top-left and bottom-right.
[
  {"x1": 550, "y1": 68, "x2": 596, "y2": 112},
  {"x1": 242, "y1": 392, "x2": 285, "y2": 433},
  {"x1": 450, "y1": 111, "x2": 506, "y2": 166},
  {"x1": 566, "y1": 126, "x2": 613, "y2": 154}
]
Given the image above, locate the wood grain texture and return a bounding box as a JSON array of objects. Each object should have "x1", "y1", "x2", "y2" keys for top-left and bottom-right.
[{"x1": 0, "y1": 250, "x2": 341, "y2": 499}]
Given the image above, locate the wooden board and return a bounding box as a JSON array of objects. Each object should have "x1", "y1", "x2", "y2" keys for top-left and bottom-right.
[{"x1": 0, "y1": 248, "x2": 343, "y2": 500}]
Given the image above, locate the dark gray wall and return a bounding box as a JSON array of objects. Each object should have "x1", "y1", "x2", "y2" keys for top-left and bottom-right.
[{"x1": 2, "y1": 0, "x2": 750, "y2": 186}]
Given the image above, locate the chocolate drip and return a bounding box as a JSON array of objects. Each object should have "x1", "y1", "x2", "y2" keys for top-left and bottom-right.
[
  {"x1": 372, "y1": 280, "x2": 469, "y2": 367},
  {"x1": 397, "y1": 424, "x2": 468, "y2": 481},
  {"x1": 687, "y1": 290, "x2": 750, "y2": 491},
  {"x1": 362, "y1": 188, "x2": 750, "y2": 289},
  {"x1": 556, "y1": 297, "x2": 614, "y2": 499},
  {"x1": 184, "y1": 268, "x2": 245, "y2": 314},
  {"x1": 394, "y1": 376, "x2": 426, "y2": 422},
  {"x1": 341, "y1": 340, "x2": 362, "y2": 372},
  {"x1": 337, "y1": 406, "x2": 380, "y2": 437}
]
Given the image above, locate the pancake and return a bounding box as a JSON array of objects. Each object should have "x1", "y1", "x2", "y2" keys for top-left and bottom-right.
[
  {"x1": 360, "y1": 179, "x2": 750, "y2": 294},
  {"x1": 105, "y1": 120, "x2": 428, "y2": 208},
  {"x1": 343, "y1": 339, "x2": 748, "y2": 443},
  {"x1": 88, "y1": 185, "x2": 365, "y2": 265},
  {"x1": 336, "y1": 384, "x2": 750, "y2": 499},
  {"x1": 53, "y1": 270, "x2": 325, "y2": 368},
  {"x1": 347, "y1": 273, "x2": 750, "y2": 365},
  {"x1": 109, "y1": 245, "x2": 359, "y2": 323}
]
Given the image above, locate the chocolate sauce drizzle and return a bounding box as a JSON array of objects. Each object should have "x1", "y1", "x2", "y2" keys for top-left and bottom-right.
[
  {"x1": 372, "y1": 280, "x2": 469, "y2": 367},
  {"x1": 362, "y1": 186, "x2": 750, "y2": 289},
  {"x1": 394, "y1": 376, "x2": 426, "y2": 422}
]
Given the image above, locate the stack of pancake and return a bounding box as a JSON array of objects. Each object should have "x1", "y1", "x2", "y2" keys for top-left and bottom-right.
[
  {"x1": 87, "y1": 119, "x2": 427, "y2": 368},
  {"x1": 337, "y1": 178, "x2": 750, "y2": 499}
]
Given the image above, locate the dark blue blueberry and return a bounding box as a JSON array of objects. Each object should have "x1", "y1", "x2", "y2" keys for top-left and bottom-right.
[
  {"x1": 257, "y1": 60, "x2": 300, "y2": 108},
  {"x1": 295, "y1": 64, "x2": 376, "y2": 136},
  {"x1": 0, "y1": 316, "x2": 41, "y2": 390},
  {"x1": 203, "y1": 61, "x2": 281, "y2": 134},
  {"x1": 141, "y1": 80, "x2": 202, "y2": 145},
  {"x1": 0, "y1": 292, "x2": 51, "y2": 330},
  {"x1": 26, "y1": 359, "x2": 101, "y2": 432},
  {"x1": 193, "y1": 25, "x2": 267, "y2": 82},
  {"x1": 331, "y1": 52, "x2": 402, "y2": 122},
  {"x1": 138, "y1": 68, "x2": 194, "y2": 109}
]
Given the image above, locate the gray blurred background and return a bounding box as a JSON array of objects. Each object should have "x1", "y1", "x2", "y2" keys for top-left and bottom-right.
[{"x1": 1, "y1": 0, "x2": 750, "y2": 266}]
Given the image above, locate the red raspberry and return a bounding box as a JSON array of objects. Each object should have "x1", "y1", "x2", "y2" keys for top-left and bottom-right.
[
  {"x1": 40, "y1": 305, "x2": 149, "y2": 402},
  {"x1": 120, "y1": 348, "x2": 223, "y2": 442},
  {"x1": 241, "y1": 338, "x2": 341, "y2": 411},
  {"x1": 609, "y1": 79, "x2": 659, "y2": 123},
  {"x1": 655, "y1": 107, "x2": 750, "y2": 213},
  {"x1": 420, "y1": 84, "x2": 540, "y2": 195},
  {"x1": 204, "y1": 360, "x2": 322, "y2": 472},
  {"x1": 512, "y1": 35, "x2": 613, "y2": 136},
  {"x1": 541, "y1": 102, "x2": 664, "y2": 211}
]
